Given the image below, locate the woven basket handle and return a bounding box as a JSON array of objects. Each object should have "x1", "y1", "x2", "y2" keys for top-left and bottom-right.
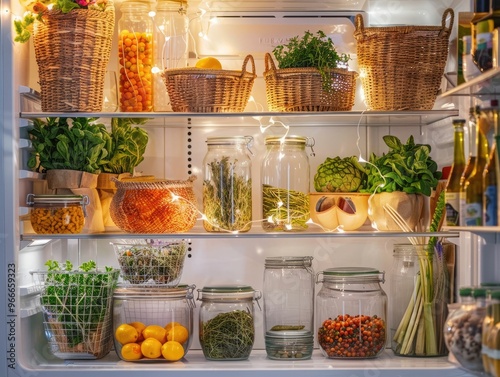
[
  {"x1": 354, "y1": 14, "x2": 365, "y2": 36},
  {"x1": 439, "y1": 8, "x2": 454, "y2": 38},
  {"x1": 241, "y1": 54, "x2": 256, "y2": 77},
  {"x1": 264, "y1": 52, "x2": 278, "y2": 78}
]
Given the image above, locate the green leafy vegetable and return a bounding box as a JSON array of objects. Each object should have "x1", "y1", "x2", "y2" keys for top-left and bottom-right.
[
  {"x1": 99, "y1": 118, "x2": 149, "y2": 174},
  {"x1": 361, "y1": 135, "x2": 442, "y2": 196},
  {"x1": 38, "y1": 260, "x2": 119, "y2": 349},
  {"x1": 28, "y1": 117, "x2": 109, "y2": 174},
  {"x1": 272, "y1": 30, "x2": 350, "y2": 91},
  {"x1": 314, "y1": 156, "x2": 366, "y2": 192}
]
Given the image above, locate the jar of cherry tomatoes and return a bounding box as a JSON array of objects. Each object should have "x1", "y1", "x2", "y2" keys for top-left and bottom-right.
[
  {"x1": 315, "y1": 267, "x2": 387, "y2": 359},
  {"x1": 118, "y1": 0, "x2": 154, "y2": 112}
]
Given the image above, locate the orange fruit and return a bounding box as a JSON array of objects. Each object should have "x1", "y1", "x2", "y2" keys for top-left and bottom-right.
[
  {"x1": 142, "y1": 324, "x2": 167, "y2": 343},
  {"x1": 195, "y1": 56, "x2": 222, "y2": 70},
  {"x1": 165, "y1": 321, "x2": 182, "y2": 332},
  {"x1": 115, "y1": 323, "x2": 139, "y2": 345},
  {"x1": 121, "y1": 342, "x2": 143, "y2": 361},
  {"x1": 129, "y1": 321, "x2": 146, "y2": 342},
  {"x1": 161, "y1": 340, "x2": 185, "y2": 361},
  {"x1": 166, "y1": 324, "x2": 189, "y2": 345},
  {"x1": 141, "y1": 337, "x2": 162, "y2": 359}
]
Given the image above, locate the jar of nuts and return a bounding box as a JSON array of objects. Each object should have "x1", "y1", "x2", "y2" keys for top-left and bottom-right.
[{"x1": 26, "y1": 194, "x2": 89, "y2": 234}]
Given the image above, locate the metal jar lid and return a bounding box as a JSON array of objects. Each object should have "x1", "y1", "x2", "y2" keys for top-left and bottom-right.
[
  {"x1": 197, "y1": 284, "x2": 261, "y2": 302},
  {"x1": 265, "y1": 256, "x2": 313, "y2": 268},
  {"x1": 316, "y1": 267, "x2": 385, "y2": 284}
]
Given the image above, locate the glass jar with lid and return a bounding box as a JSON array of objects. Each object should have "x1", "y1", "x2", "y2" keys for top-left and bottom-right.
[
  {"x1": 197, "y1": 285, "x2": 261, "y2": 360},
  {"x1": 113, "y1": 285, "x2": 195, "y2": 361},
  {"x1": 444, "y1": 287, "x2": 486, "y2": 372},
  {"x1": 118, "y1": 0, "x2": 154, "y2": 112},
  {"x1": 315, "y1": 267, "x2": 387, "y2": 358},
  {"x1": 483, "y1": 289, "x2": 500, "y2": 375},
  {"x1": 203, "y1": 136, "x2": 253, "y2": 232},
  {"x1": 26, "y1": 194, "x2": 89, "y2": 234},
  {"x1": 152, "y1": 0, "x2": 189, "y2": 111},
  {"x1": 261, "y1": 135, "x2": 315, "y2": 232}
]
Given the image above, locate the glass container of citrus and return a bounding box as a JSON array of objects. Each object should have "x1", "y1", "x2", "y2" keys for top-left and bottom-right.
[{"x1": 113, "y1": 285, "x2": 195, "y2": 361}]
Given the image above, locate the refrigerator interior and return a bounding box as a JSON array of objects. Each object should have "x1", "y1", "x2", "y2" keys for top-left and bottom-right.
[{"x1": 3, "y1": 0, "x2": 500, "y2": 375}]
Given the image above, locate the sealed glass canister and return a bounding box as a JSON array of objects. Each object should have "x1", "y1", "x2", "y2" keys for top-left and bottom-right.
[
  {"x1": 203, "y1": 136, "x2": 253, "y2": 232},
  {"x1": 118, "y1": 1, "x2": 154, "y2": 112},
  {"x1": 152, "y1": 0, "x2": 189, "y2": 111},
  {"x1": 26, "y1": 194, "x2": 89, "y2": 234},
  {"x1": 315, "y1": 267, "x2": 387, "y2": 358},
  {"x1": 112, "y1": 285, "x2": 195, "y2": 361},
  {"x1": 197, "y1": 285, "x2": 261, "y2": 360},
  {"x1": 261, "y1": 135, "x2": 314, "y2": 231}
]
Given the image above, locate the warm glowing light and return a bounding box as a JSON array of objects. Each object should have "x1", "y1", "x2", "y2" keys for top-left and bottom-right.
[
  {"x1": 149, "y1": 11, "x2": 156, "y2": 17},
  {"x1": 151, "y1": 66, "x2": 161, "y2": 74},
  {"x1": 171, "y1": 194, "x2": 180, "y2": 201},
  {"x1": 198, "y1": 31, "x2": 204, "y2": 37},
  {"x1": 210, "y1": 16, "x2": 218, "y2": 24},
  {"x1": 285, "y1": 223, "x2": 293, "y2": 231},
  {"x1": 276, "y1": 201, "x2": 283, "y2": 208}
]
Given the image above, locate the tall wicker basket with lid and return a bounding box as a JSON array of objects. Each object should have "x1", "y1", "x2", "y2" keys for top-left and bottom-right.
[
  {"x1": 354, "y1": 8, "x2": 454, "y2": 111},
  {"x1": 33, "y1": 1, "x2": 115, "y2": 112}
]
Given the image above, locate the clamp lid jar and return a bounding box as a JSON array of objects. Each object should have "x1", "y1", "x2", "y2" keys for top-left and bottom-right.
[{"x1": 315, "y1": 267, "x2": 387, "y2": 359}]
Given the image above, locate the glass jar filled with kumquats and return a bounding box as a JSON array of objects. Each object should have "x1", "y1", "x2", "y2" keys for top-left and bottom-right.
[
  {"x1": 118, "y1": 0, "x2": 154, "y2": 112},
  {"x1": 26, "y1": 194, "x2": 89, "y2": 234},
  {"x1": 315, "y1": 267, "x2": 387, "y2": 359}
]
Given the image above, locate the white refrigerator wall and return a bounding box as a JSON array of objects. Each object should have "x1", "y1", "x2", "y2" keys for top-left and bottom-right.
[{"x1": 2, "y1": 0, "x2": 490, "y2": 376}]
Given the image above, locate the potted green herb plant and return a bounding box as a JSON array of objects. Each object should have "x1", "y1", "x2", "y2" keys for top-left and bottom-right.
[
  {"x1": 28, "y1": 117, "x2": 110, "y2": 233},
  {"x1": 360, "y1": 135, "x2": 442, "y2": 231},
  {"x1": 97, "y1": 118, "x2": 149, "y2": 230},
  {"x1": 264, "y1": 30, "x2": 357, "y2": 112}
]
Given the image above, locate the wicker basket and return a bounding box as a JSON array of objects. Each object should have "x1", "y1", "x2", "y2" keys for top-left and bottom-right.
[
  {"x1": 162, "y1": 55, "x2": 256, "y2": 112},
  {"x1": 263, "y1": 53, "x2": 357, "y2": 112},
  {"x1": 33, "y1": 2, "x2": 115, "y2": 112},
  {"x1": 354, "y1": 8, "x2": 454, "y2": 111}
]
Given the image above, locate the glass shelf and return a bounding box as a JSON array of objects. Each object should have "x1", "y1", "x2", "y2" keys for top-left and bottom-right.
[{"x1": 440, "y1": 67, "x2": 500, "y2": 98}]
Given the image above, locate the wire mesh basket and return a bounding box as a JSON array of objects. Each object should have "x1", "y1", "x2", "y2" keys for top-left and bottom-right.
[
  {"x1": 111, "y1": 239, "x2": 188, "y2": 286},
  {"x1": 31, "y1": 266, "x2": 119, "y2": 359}
]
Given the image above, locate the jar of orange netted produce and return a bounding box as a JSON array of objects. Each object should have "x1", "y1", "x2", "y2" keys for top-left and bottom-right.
[{"x1": 118, "y1": 1, "x2": 154, "y2": 112}]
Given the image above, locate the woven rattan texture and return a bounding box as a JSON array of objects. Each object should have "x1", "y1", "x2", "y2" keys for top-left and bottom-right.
[
  {"x1": 263, "y1": 53, "x2": 357, "y2": 112},
  {"x1": 33, "y1": 3, "x2": 115, "y2": 112},
  {"x1": 162, "y1": 55, "x2": 256, "y2": 112},
  {"x1": 354, "y1": 8, "x2": 454, "y2": 111}
]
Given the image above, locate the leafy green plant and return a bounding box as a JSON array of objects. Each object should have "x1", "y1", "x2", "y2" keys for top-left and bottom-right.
[
  {"x1": 100, "y1": 118, "x2": 149, "y2": 174},
  {"x1": 272, "y1": 30, "x2": 350, "y2": 91},
  {"x1": 361, "y1": 135, "x2": 441, "y2": 196},
  {"x1": 39, "y1": 260, "x2": 119, "y2": 348},
  {"x1": 28, "y1": 117, "x2": 109, "y2": 174}
]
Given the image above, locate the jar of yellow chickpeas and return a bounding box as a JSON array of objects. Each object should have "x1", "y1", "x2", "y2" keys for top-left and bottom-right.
[{"x1": 26, "y1": 194, "x2": 89, "y2": 234}]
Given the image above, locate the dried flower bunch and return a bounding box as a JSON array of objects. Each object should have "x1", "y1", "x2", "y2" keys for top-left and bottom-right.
[{"x1": 13, "y1": 0, "x2": 109, "y2": 43}]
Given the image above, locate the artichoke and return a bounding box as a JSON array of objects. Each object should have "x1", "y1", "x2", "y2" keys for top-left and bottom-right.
[{"x1": 314, "y1": 156, "x2": 366, "y2": 192}]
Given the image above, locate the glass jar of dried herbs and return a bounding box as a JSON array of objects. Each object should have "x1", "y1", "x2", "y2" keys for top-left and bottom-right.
[
  {"x1": 261, "y1": 135, "x2": 315, "y2": 231},
  {"x1": 197, "y1": 285, "x2": 261, "y2": 361},
  {"x1": 203, "y1": 136, "x2": 253, "y2": 232}
]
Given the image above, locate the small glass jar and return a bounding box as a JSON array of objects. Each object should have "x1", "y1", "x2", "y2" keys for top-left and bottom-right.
[
  {"x1": 315, "y1": 267, "x2": 387, "y2": 359},
  {"x1": 444, "y1": 287, "x2": 486, "y2": 372},
  {"x1": 153, "y1": 0, "x2": 189, "y2": 111},
  {"x1": 265, "y1": 330, "x2": 314, "y2": 360},
  {"x1": 484, "y1": 289, "x2": 500, "y2": 375},
  {"x1": 203, "y1": 136, "x2": 253, "y2": 232},
  {"x1": 113, "y1": 285, "x2": 195, "y2": 361},
  {"x1": 197, "y1": 285, "x2": 261, "y2": 361},
  {"x1": 389, "y1": 243, "x2": 449, "y2": 357},
  {"x1": 26, "y1": 194, "x2": 89, "y2": 234},
  {"x1": 261, "y1": 135, "x2": 315, "y2": 232},
  {"x1": 118, "y1": 0, "x2": 154, "y2": 112}
]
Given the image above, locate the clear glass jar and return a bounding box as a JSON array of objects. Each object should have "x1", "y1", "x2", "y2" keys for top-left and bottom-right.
[
  {"x1": 112, "y1": 285, "x2": 195, "y2": 361},
  {"x1": 484, "y1": 289, "x2": 500, "y2": 375},
  {"x1": 203, "y1": 136, "x2": 253, "y2": 232},
  {"x1": 315, "y1": 267, "x2": 387, "y2": 358},
  {"x1": 389, "y1": 243, "x2": 449, "y2": 357},
  {"x1": 261, "y1": 135, "x2": 315, "y2": 232},
  {"x1": 265, "y1": 330, "x2": 314, "y2": 360},
  {"x1": 444, "y1": 287, "x2": 486, "y2": 372},
  {"x1": 26, "y1": 194, "x2": 89, "y2": 234},
  {"x1": 118, "y1": 0, "x2": 154, "y2": 112},
  {"x1": 197, "y1": 285, "x2": 261, "y2": 360},
  {"x1": 153, "y1": 0, "x2": 189, "y2": 111}
]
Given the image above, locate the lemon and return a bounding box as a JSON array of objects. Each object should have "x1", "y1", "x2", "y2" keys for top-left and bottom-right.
[
  {"x1": 167, "y1": 324, "x2": 189, "y2": 345},
  {"x1": 121, "y1": 342, "x2": 143, "y2": 361},
  {"x1": 161, "y1": 340, "x2": 185, "y2": 361},
  {"x1": 195, "y1": 56, "x2": 222, "y2": 70},
  {"x1": 142, "y1": 324, "x2": 167, "y2": 343},
  {"x1": 165, "y1": 321, "x2": 182, "y2": 332},
  {"x1": 115, "y1": 323, "x2": 139, "y2": 345},
  {"x1": 128, "y1": 321, "x2": 146, "y2": 342},
  {"x1": 141, "y1": 337, "x2": 163, "y2": 359}
]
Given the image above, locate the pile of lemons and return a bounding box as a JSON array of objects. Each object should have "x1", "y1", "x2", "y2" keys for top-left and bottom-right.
[{"x1": 115, "y1": 321, "x2": 189, "y2": 361}]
